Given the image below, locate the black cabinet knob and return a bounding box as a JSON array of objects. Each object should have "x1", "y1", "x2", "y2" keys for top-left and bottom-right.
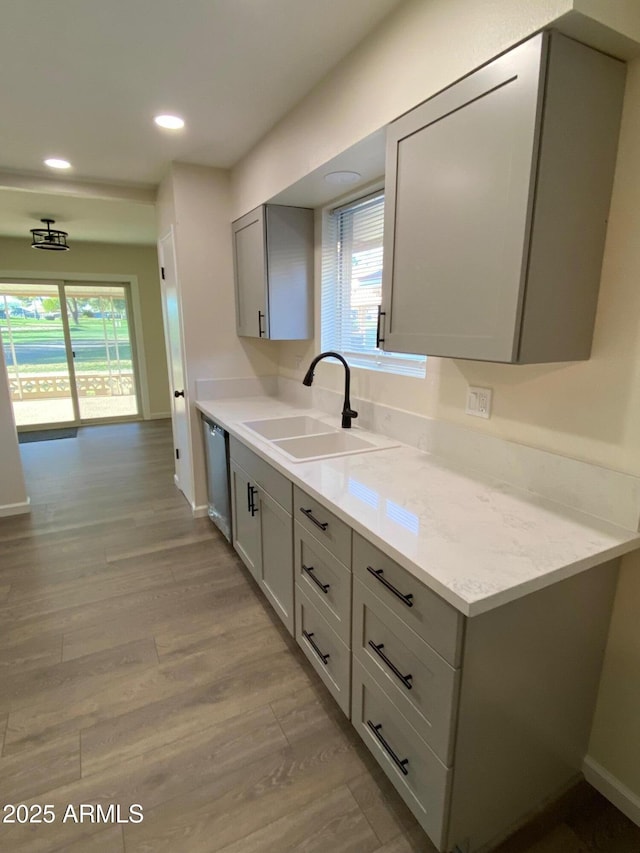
[{"x1": 174, "y1": 390, "x2": 185, "y2": 398}]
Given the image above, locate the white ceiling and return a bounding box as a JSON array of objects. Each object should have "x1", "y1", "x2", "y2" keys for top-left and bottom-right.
[
  {"x1": 0, "y1": 187, "x2": 157, "y2": 245},
  {"x1": 1, "y1": 0, "x2": 403, "y2": 184},
  {"x1": 0, "y1": 0, "x2": 405, "y2": 245}
]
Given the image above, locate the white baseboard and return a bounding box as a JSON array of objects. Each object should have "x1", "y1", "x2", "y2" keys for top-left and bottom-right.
[
  {"x1": 148, "y1": 411, "x2": 171, "y2": 420},
  {"x1": 0, "y1": 497, "x2": 31, "y2": 517},
  {"x1": 191, "y1": 504, "x2": 209, "y2": 519},
  {"x1": 583, "y1": 755, "x2": 640, "y2": 827}
]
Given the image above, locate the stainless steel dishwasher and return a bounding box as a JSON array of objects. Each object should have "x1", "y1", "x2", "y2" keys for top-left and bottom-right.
[{"x1": 201, "y1": 416, "x2": 231, "y2": 542}]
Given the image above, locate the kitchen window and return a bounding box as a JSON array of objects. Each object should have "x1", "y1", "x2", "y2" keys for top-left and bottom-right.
[{"x1": 321, "y1": 191, "x2": 426, "y2": 378}]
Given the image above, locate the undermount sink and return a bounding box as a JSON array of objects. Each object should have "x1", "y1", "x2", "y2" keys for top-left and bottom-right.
[
  {"x1": 272, "y1": 431, "x2": 378, "y2": 461},
  {"x1": 243, "y1": 415, "x2": 335, "y2": 440}
]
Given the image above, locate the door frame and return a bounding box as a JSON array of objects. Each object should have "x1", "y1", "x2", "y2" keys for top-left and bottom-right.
[
  {"x1": 0, "y1": 271, "x2": 151, "y2": 429},
  {"x1": 158, "y1": 227, "x2": 194, "y2": 502}
]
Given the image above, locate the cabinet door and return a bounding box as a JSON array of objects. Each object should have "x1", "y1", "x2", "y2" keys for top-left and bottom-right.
[
  {"x1": 381, "y1": 34, "x2": 545, "y2": 362},
  {"x1": 233, "y1": 206, "x2": 269, "y2": 339},
  {"x1": 230, "y1": 460, "x2": 260, "y2": 581},
  {"x1": 257, "y1": 487, "x2": 294, "y2": 635}
]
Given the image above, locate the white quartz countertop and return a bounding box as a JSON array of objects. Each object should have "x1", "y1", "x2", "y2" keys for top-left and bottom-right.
[{"x1": 197, "y1": 396, "x2": 640, "y2": 617}]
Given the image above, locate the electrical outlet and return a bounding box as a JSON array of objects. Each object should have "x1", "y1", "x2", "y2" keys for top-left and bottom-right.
[
  {"x1": 294, "y1": 355, "x2": 303, "y2": 369},
  {"x1": 465, "y1": 385, "x2": 492, "y2": 419}
]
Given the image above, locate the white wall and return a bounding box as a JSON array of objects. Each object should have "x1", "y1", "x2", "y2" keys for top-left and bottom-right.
[
  {"x1": 229, "y1": 0, "x2": 640, "y2": 810},
  {"x1": 0, "y1": 342, "x2": 28, "y2": 515},
  {"x1": 157, "y1": 163, "x2": 279, "y2": 509}
]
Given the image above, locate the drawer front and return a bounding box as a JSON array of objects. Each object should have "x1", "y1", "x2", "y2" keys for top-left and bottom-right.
[
  {"x1": 353, "y1": 534, "x2": 462, "y2": 666},
  {"x1": 352, "y1": 658, "x2": 450, "y2": 849},
  {"x1": 293, "y1": 486, "x2": 351, "y2": 565},
  {"x1": 230, "y1": 436, "x2": 292, "y2": 511},
  {"x1": 353, "y1": 578, "x2": 458, "y2": 764},
  {"x1": 295, "y1": 523, "x2": 351, "y2": 644},
  {"x1": 295, "y1": 585, "x2": 351, "y2": 716}
]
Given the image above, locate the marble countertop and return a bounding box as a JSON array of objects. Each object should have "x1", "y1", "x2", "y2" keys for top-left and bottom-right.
[{"x1": 197, "y1": 396, "x2": 640, "y2": 617}]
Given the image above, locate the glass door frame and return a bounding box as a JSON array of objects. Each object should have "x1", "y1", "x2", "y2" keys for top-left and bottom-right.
[
  {"x1": 0, "y1": 277, "x2": 143, "y2": 431},
  {"x1": 63, "y1": 280, "x2": 143, "y2": 427}
]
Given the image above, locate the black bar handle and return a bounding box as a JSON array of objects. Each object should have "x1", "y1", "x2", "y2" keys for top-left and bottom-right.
[
  {"x1": 368, "y1": 641, "x2": 413, "y2": 690},
  {"x1": 302, "y1": 564, "x2": 330, "y2": 594},
  {"x1": 376, "y1": 307, "x2": 386, "y2": 348},
  {"x1": 249, "y1": 485, "x2": 258, "y2": 516},
  {"x1": 246, "y1": 481, "x2": 252, "y2": 513},
  {"x1": 366, "y1": 720, "x2": 409, "y2": 775},
  {"x1": 258, "y1": 310, "x2": 265, "y2": 337},
  {"x1": 300, "y1": 507, "x2": 328, "y2": 531},
  {"x1": 366, "y1": 566, "x2": 414, "y2": 608},
  {"x1": 302, "y1": 630, "x2": 330, "y2": 665}
]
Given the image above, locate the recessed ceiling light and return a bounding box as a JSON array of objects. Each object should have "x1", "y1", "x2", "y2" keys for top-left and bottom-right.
[
  {"x1": 324, "y1": 170, "x2": 362, "y2": 186},
  {"x1": 44, "y1": 158, "x2": 71, "y2": 170},
  {"x1": 154, "y1": 114, "x2": 185, "y2": 130}
]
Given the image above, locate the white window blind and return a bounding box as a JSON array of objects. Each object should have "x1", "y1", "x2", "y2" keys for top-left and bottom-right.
[{"x1": 321, "y1": 192, "x2": 426, "y2": 378}]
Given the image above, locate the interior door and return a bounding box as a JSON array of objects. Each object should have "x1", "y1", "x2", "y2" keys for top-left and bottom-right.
[{"x1": 158, "y1": 229, "x2": 193, "y2": 501}]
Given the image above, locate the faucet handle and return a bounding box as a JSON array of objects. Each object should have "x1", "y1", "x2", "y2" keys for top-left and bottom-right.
[{"x1": 341, "y1": 407, "x2": 358, "y2": 429}]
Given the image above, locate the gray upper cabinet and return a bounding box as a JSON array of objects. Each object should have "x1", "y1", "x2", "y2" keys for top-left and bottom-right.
[
  {"x1": 380, "y1": 31, "x2": 625, "y2": 363},
  {"x1": 232, "y1": 204, "x2": 314, "y2": 340}
]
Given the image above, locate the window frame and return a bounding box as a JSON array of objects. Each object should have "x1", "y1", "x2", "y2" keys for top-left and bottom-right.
[{"x1": 320, "y1": 189, "x2": 426, "y2": 379}]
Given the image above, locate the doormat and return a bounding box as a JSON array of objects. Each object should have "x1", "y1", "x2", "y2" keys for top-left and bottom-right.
[{"x1": 18, "y1": 428, "x2": 78, "y2": 443}]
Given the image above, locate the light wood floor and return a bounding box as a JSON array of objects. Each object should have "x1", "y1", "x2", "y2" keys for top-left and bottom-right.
[{"x1": 1, "y1": 420, "x2": 639, "y2": 853}]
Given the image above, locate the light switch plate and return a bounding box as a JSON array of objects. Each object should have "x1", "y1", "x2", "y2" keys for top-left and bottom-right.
[{"x1": 465, "y1": 385, "x2": 492, "y2": 419}]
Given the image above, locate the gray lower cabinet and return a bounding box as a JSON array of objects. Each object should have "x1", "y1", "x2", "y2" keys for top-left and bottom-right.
[
  {"x1": 295, "y1": 523, "x2": 352, "y2": 644},
  {"x1": 351, "y1": 532, "x2": 620, "y2": 853},
  {"x1": 230, "y1": 459, "x2": 260, "y2": 581},
  {"x1": 229, "y1": 438, "x2": 294, "y2": 635},
  {"x1": 296, "y1": 586, "x2": 351, "y2": 715},
  {"x1": 229, "y1": 441, "x2": 620, "y2": 852},
  {"x1": 232, "y1": 204, "x2": 314, "y2": 340},
  {"x1": 381, "y1": 30, "x2": 625, "y2": 363},
  {"x1": 352, "y1": 577, "x2": 459, "y2": 766},
  {"x1": 352, "y1": 658, "x2": 451, "y2": 850},
  {"x1": 256, "y1": 487, "x2": 294, "y2": 633},
  {"x1": 293, "y1": 487, "x2": 353, "y2": 715}
]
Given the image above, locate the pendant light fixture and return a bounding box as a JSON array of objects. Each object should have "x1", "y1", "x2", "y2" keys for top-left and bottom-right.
[{"x1": 30, "y1": 218, "x2": 70, "y2": 251}]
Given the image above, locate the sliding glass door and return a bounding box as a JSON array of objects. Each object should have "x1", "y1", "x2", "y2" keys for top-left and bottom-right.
[
  {"x1": 64, "y1": 283, "x2": 139, "y2": 421},
  {"x1": 0, "y1": 282, "x2": 76, "y2": 427},
  {"x1": 0, "y1": 280, "x2": 140, "y2": 429}
]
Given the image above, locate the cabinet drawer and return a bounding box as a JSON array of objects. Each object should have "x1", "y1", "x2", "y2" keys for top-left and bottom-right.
[
  {"x1": 295, "y1": 523, "x2": 351, "y2": 645},
  {"x1": 293, "y1": 486, "x2": 351, "y2": 565},
  {"x1": 354, "y1": 534, "x2": 462, "y2": 666},
  {"x1": 352, "y1": 658, "x2": 450, "y2": 848},
  {"x1": 295, "y1": 585, "x2": 351, "y2": 716},
  {"x1": 230, "y1": 436, "x2": 292, "y2": 511},
  {"x1": 353, "y1": 578, "x2": 458, "y2": 764}
]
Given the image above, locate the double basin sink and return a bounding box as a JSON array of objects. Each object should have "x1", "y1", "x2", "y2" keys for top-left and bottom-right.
[{"x1": 242, "y1": 415, "x2": 396, "y2": 462}]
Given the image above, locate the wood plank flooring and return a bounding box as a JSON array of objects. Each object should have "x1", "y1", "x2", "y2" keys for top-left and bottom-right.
[{"x1": 0, "y1": 420, "x2": 638, "y2": 852}]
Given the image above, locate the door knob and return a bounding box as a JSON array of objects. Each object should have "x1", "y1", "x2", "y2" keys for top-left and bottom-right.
[{"x1": 174, "y1": 390, "x2": 185, "y2": 398}]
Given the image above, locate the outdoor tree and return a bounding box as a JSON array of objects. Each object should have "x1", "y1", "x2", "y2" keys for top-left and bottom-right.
[
  {"x1": 42, "y1": 297, "x2": 60, "y2": 314},
  {"x1": 67, "y1": 296, "x2": 80, "y2": 324}
]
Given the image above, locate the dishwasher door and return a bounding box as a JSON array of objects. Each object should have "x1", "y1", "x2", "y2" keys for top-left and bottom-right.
[{"x1": 202, "y1": 417, "x2": 231, "y2": 542}]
